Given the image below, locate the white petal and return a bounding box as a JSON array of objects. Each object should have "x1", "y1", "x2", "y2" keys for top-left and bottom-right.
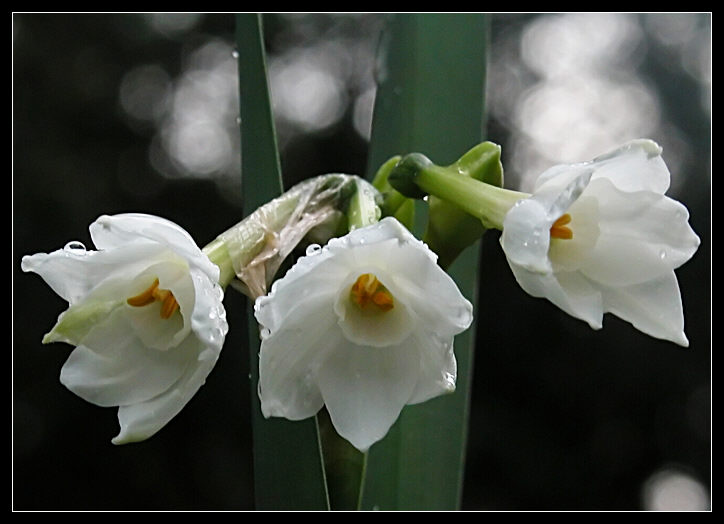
[
  {"x1": 21, "y1": 242, "x2": 167, "y2": 305},
  {"x1": 258, "y1": 292, "x2": 339, "y2": 421},
  {"x1": 316, "y1": 337, "x2": 419, "y2": 452},
  {"x1": 90, "y1": 214, "x2": 219, "y2": 283},
  {"x1": 589, "y1": 139, "x2": 670, "y2": 194},
  {"x1": 601, "y1": 272, "x2": 689, "y2": 347},
  {"x1": 60, "y1": 308, "x2": 197, "y2": 407},
  {"x1": 548, "y1": 196, "x2": 600, "y2": 272},
  {"x1": 43, "y1": 298, "x2": 122, "y2": 346},
  {"x1": 189, "y1": 271, "x2": 228, "y2": 351},
  {"x1": 112, "y1": 337, "x2": 220, "y2": 444},
  {"x1": 501, "y1": 198, "x2": 553, "y2": 274},
  {"x1": 581, "y1": 178, "x2": 701, "y2": 287},
  {"x1": 377, "y1": 237, "x2": 474, "y2": 337},
  {"x1": 407, "y1": 331, "x2": 457, "y2": 405},
  {"x1": 255, "y1": 250, "x2": 349, "y2": 333},
  {"x1": 531, "y1": 164, "x2": 594, "y2": 213},
  {"x1": 502, "y1": 166, "x2": 593, "y2": 274},
  {"x1": 508, "y1": 262, "x2": 603, "y2": 329},
  {"x1": 332, "y1": 216, "x2": 431, "y2": 256}
]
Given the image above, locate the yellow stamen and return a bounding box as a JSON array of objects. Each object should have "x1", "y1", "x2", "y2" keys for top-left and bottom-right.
[
  {"x1": 126, "y1": 278, "x2": 160, "y2": 307},
  {"x1": 160, "y1": 294, "x2": 179, "y2": 319},
  {"x1": 127, "y1": 278, "x2": 179, "y2": 319},
  {"x1": 550, "y1": 213, "x2": 573, "y2": 240},
  {"x1": 350, "y1": 273, "x2": 394, "y2": 312}
]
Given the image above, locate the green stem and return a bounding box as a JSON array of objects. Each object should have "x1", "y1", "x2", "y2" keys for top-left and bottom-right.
[
  {"x1": 346, "y1": 179, "x2": 381, "y2": 231},
  {"x1": 391, "y1": 156, "x2": 529, "y2": 231},
  {"x1": 201, "y1": 238, "x2": 235, "y2": 290},
  {"x1": 202, "y1": 174, "x2": 360, "y2": 294},
  {"x1": 420, "y1": 166, "x2": 526, "y2": 230},
  {"x1": 356, "y1": 451, "x2": 369, "y2": 511}
]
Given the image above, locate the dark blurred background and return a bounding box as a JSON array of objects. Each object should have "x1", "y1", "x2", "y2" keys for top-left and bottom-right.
[{"x1": 12, "y1": 13, "x2": 710, "y2": 510}]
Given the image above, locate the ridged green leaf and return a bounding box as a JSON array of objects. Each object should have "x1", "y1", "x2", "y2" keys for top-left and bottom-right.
[
  {"x1": 361, "y1": 13, "x2": 489, "y2": 510},
  {"x1": 235, "y1": 13, "x2": 329, "y2": 511}
]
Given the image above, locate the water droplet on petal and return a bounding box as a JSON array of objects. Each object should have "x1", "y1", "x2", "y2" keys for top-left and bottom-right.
[
  {"x1": 659, "y1": 249, "x2": 667, "y2": 260},
  {"x1": 305, "y1": 243, "x2": 322, "y2": 256},
  {"x1": 231, "y1": 48, "x2": 239, "y2": 59},
  {"x1": 260, "y1": 327, "x2": 271, "y2": 339},
  {"x1": 64, "y1": 241, "x2": 86, "y2": 254}
]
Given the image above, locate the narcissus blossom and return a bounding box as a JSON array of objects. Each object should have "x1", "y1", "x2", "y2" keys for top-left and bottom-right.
[
  {"x1": 500, "y1": 139, "x2": 700, "y2": 346},
  {"x1": 255, "y1": 217, "x2": 473, "y2": 451},
  {"x1": 21, "y1": 214, "x2": 228, "y2": 444}
]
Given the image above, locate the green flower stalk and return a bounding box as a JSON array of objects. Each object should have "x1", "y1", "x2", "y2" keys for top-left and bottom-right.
[
  {"x1": 371, "y1": 156, "x2": 415, "y2": 231},
  {"x1": 424, "y1": 142, "x2": 505, "y2": 268},
  {"x1": 388, "y1": 144, "x2": 526, "y2": 233}
]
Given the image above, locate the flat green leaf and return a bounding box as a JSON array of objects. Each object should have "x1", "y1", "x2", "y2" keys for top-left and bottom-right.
[
  {"x1": 361, "y1": 13, "x2": 489, "y2": 510},
  {"x1": 235, "y1": 13, "x2": 329, "y2": 511}
]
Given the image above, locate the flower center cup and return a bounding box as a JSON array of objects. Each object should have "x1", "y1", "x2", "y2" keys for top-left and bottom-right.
[
  {"x1": 127, "y1": 278, "x2": 180, "y2": 319},
  {"x1": 334, "y1": 270, "x2": 414, "y2": 347},
  {"x1": 350, "y1": 273, "x2": 394, "y2": 313}
]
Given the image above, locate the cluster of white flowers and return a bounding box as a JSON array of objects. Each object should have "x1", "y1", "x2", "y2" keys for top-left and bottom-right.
[{"x1": 22, "y1": 139, "x2": 699, "y2": 451}]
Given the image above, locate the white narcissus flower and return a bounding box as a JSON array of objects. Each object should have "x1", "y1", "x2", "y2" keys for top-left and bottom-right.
[
  {"x1": 254, "y1": 217, "x2": 473, "y2": 452},
  {"x1": 500, "y1": 139, "x2": 700, "y2": 346},
  {"x1": 21, "y1": 213, "x2": 228, "y2": 444}
]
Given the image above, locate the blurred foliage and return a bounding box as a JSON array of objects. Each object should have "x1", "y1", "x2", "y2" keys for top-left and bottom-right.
[{"x1": 13, "y1": 13, "x2": 710, "y2": 510}]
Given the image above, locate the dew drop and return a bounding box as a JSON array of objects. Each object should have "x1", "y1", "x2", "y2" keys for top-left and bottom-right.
[
  {"x1": 305, "y1": 243, "x2": 322, "y2": 256},
  {"x1": 659, "y1": 249, "x2": 667, "y2": 260},
  {"x1": 443, "y1": 372, "x2": 456, "y2": 390},
  {"x1": 231, "y1": 48, "x2": 239, "y2": 59},
  {"x1": 260, "y1": 327, "x2": 271, "y2": 339},
  {"x1": 64, "y1": 241, "x2": 86, "y2": 254}
]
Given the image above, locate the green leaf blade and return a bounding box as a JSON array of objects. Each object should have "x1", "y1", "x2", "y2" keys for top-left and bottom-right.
[
  {"x1": 361, "y1": 13, "x2": 489, "y2": 510},
  {"x1": 236, "y1": 13, "x2": 329, "y2": 511}
]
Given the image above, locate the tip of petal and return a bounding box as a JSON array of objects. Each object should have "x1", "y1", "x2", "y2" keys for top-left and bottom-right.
[
  {"x1": 111, "y1": 430, "x2": 143, "y2": 445},
  {"x1": 594, "y1": 139, "x2": 663, "y2": 163},
  {"x1": 674, "y1": 332, "x2": 690, "y2": 348}
]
